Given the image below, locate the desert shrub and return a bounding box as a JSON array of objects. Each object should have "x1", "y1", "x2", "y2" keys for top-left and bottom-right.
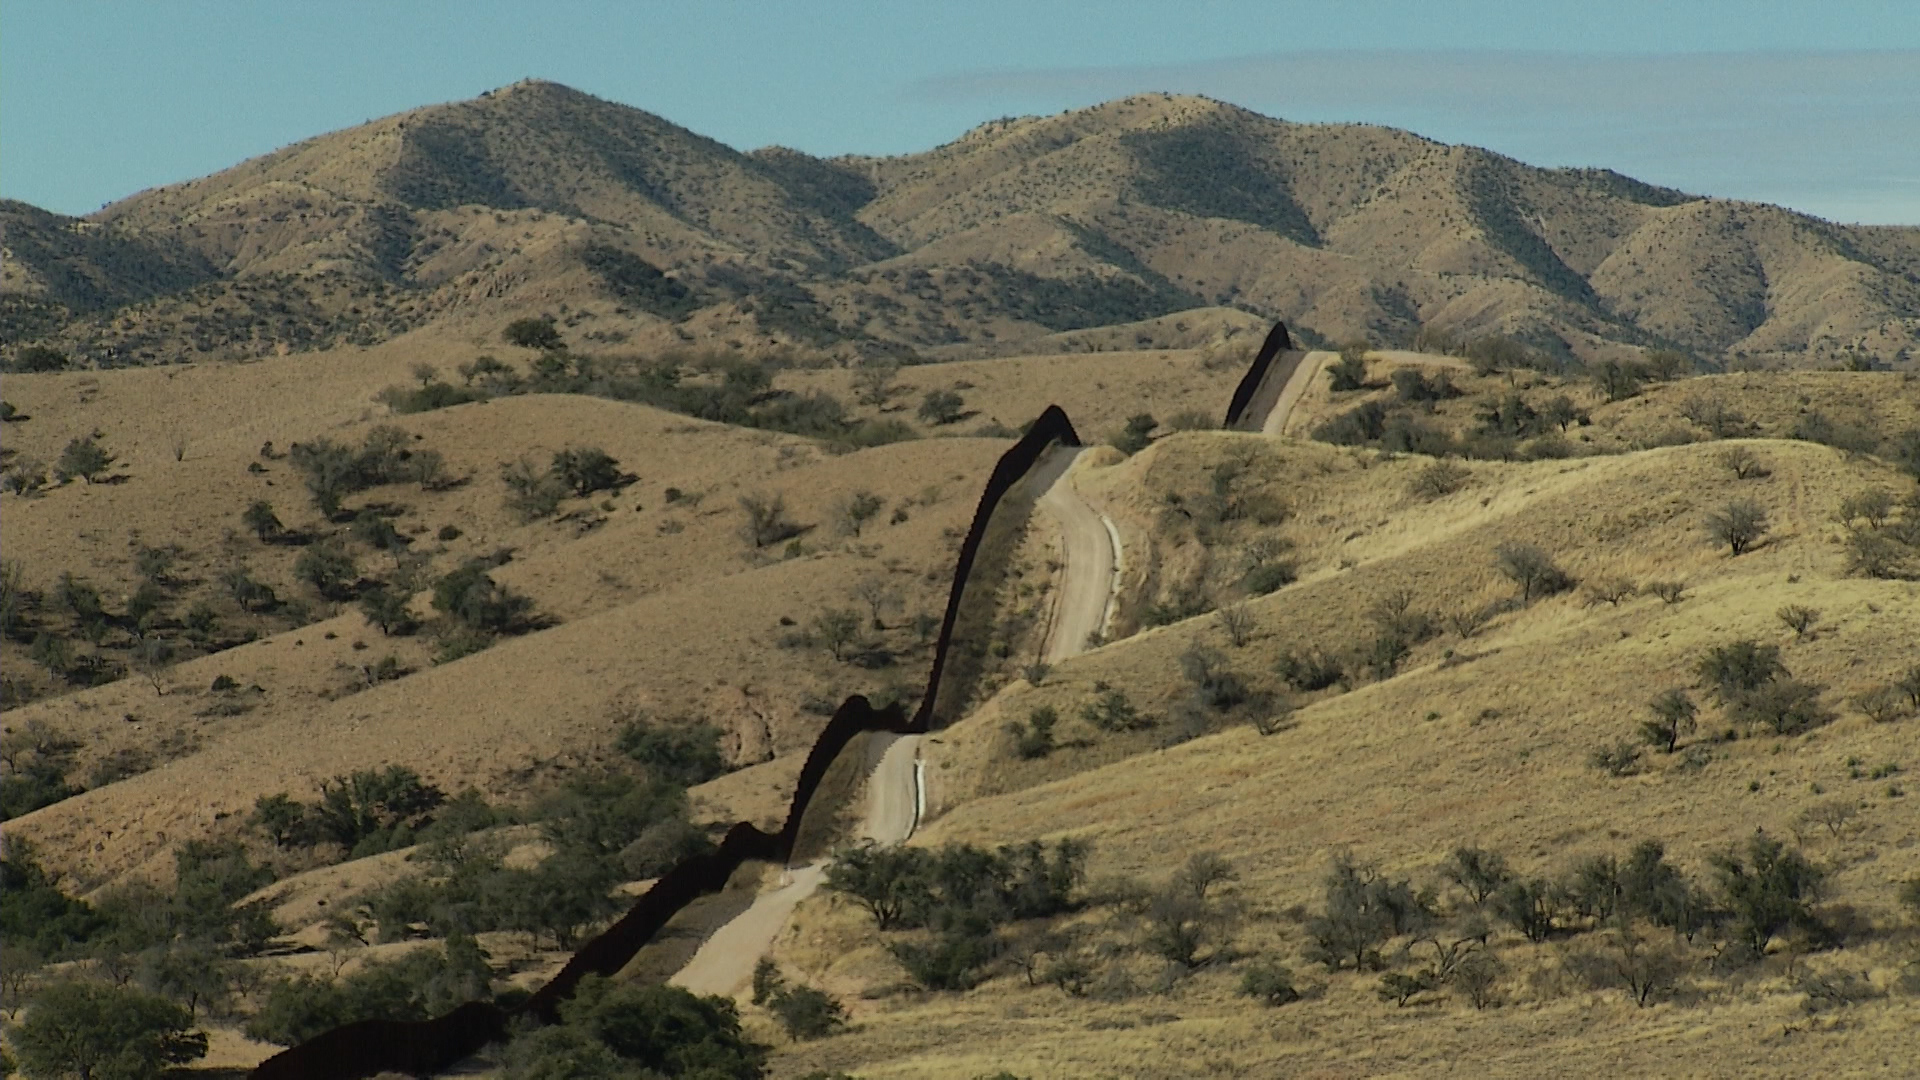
[
  {"x1": 1493, "y1": 878, "x2": 1561, "y2": 942},
  {"x1": 1838, "y1": 488, "x2": 1895, "y2": 528},
  {"x1": 616, "y1": 717, "x2": 726, "y2": 786},
  {"x1": 357, "y1": 586, "x2": 417, "y2": 636},
  {"x1": 1852, "y1": 685, "x2": 1908, "y2": 723},
  {"x1": 1082, "y1": 687, "x2": 1151, "y2": 732},
  {"x1": 1312, "y1": 401, "x2": 1389, "y2": 445},
  {"x1": 1583, "y1": 577, "x2": 1638, "y2": 606},
  {"x1": 1327, "y1": 346, "x2": 1368, "y2": 391},
  {"x1": 766, "y1": 984, "x2": 846, "y2": 1041},
  {"x1": 833, "y1": 490, "x2": 885, "y2": 537},
  {"x1": 1493, "y1": 542, "x2": 1573, "y2": 602},
  {"x1": 500, "y1": 455, "x2": 566, "y2": 521},
  {"x1": 1697, "y1": 640, "x2": 1786, "y2": 699},
  {"x1": 1238, "y1": 959, "x2": 1301, "y2": 1006},
  {"x1": 430, "y1": 560, "x2": 532, "y2": 635},
  {"x1": 1113, "y1": 413, "x2": 1157, "y2": 455},
  {"x1": 1241, "y1": 560, "x2": 1297, "y2": 595},
  {"x1": 12, "y1": 344, "x2": 68, "y2": 372},
  {"x1": 1409, "y1": 460, "x2": 1471, "y2": 499},
  {"x1": 312, "y1": 766, "x2": 446, "y2": 855},
  {"x1": 1274, "y1": 647, "x2": 1344, "y2": 692},
  {"x1": 1, "y1": 721, "x2": 83, "y2": 822},
  {"x1": 1638, "y1": 689, "x2": 1699, "y2": 753},
  {"x1": 917, "y1": 389, "x2": 966, "y2": 425},
  {"x1": 738, "y1": 491, "x2": 801, "y2": 548},
  {"x1": 1441, "y1": 846, "x2": 1513, "y2": 905},
  {"x1": 1776, "y1": 604, "x2": 1820, "y2": 638},
  {"x1": 1474, "y1": 392, "x2": 1545, "y2": 439},
  {"x1": 12, "y1": 981, "x2": 207, "y2": 1078},
  {"x1": 2, "y1": 457, "x2": 49, "y2": 496},
  {"x1": 240, "y1": 499, "x2": 282, "y2": 542},
  {"x1": 1180, "y1": 646, "x2": 1249, "y2": 711},
  {"x1": 54, "y1": 434, "x2": 115, "y2": 484},
  {"x1": 1648, "y1": 580, "x2": 1688, "y2": 604},
  {"x1": 1590, "y1": 740, "x2": 1643, "y2": 777},
  {"x1": 1711, "y1": 833, "x2": 1828, "y2": 951},
  {"x1": 247, "y1": 936, "x2": 493, "y2": 1047},
  {"x1": 1165, "y1": 409, "x2": 1216, "y2": 432},
  {"x1": 1141, "y1": 883, "x2": 1233, "y2": 968},
  {"x1": 1791, "y1": 411, "x2": 1878, "y2": 455},
  {"x1": 1006, "y1": 706, "x2": 1058, "y2": 760},
  {"x1": 293, "y1": 541, "x2": 359, "y2": 599},
  {"x1": 1390, "y1": 367, "x2": 1460, "y2": 404},
  {"x1": 1590, "y1": 358, "x2": 1646, "y2": 402},
  {"x1": 503, "y1": 317, "x2": 563, "y2": 352},
  {"x1": 1304, "y1": 854, "x2": 1431, "y2": 970},
  {"x1": 1705, "y1": 498, "x2": 1770, "y2": 556},
  {"x1": 549, "y1": 447, "x2": 626, "y2": 497},
  {"x1": 1729, "y1": 678, "x2": 1835, "y2": 736},
  {"x1": 1565, "y1": 926, "x2": 1689, "y2": 1006},
  {"x1": 1215, "y1": 603, "x2": 1255, "y2": 646}
]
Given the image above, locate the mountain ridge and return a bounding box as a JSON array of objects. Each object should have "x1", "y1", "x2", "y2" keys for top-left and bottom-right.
[{"x1": 3, "y1": 81, "x2": 1915, "y2": 369}]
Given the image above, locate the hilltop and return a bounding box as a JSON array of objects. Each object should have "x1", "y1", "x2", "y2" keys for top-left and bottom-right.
[{"x1": 5, "y1": 82, "x2": 1917, "y2": 370}]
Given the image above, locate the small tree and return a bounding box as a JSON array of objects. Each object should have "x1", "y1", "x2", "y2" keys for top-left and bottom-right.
[
  {"x1": 1711, "y1": 833, "x2": 1827, "y2": 952},
  {"x1": 767, "y1": 984, "x2": 846, "y2": 1041},
  {"x1": 1493, "y1": 542, "x2": 1573, "y2": 602},
  {"x1": 739, "y1": 491, "x2": 800, "y2": 548},
  {"x1": 1719, "y1": 446, "x2": 1769, "y2": 480},
  {"x1": 54, "y1": 434, "x2": 115, "y2": 484},
  {"x1": 1639, "y1": 689, "x2": 1698, "y2": 753},
  {"x1": 1113, "y1": 413, "x2": 1157, "y2": 455},
  {"x1": 1215, "y1": 602, "x2": 1254, "y2": 647},
  {"x1": 358, "y1": 586, "x2": 417, "y2": 636},
  {"x1": 1441, "y1": 846, "x2": 1513, "y2": 905},
  {"x1": 917, "y1": 389, "x2": 966, "y2": 425},
  {"x1": 853, "y1": 359, "x2": 899, "y2": 406},
  {"x1": 294, "y1": 542, "x2": 359, "y2": 599},
  {"x1": 1238, "y1": 959, "x2": 1301, "y2": 1006},
  {"x1": 1327, "y1": 345, "x2": 1368, "y2": 391},
  {"x1": 11, "y1": 981, "x2": 208, "y2": 1078},
  {"x1": 502, "y1": 317, "x2": 563, "y2": 352},
  {"x1": 835, "y1": 490, "x2": 885, "y2": 537},
  {"x1": 1776, "y1": 604, "x2": 1820, "y2": 638},
  {"x1": 810, "y1": 608, "x2": 863, "y2": 661},
  {"x1": 1705, "y1": 499, "x2": 1769, "y2": 556},
  {"x1": 1590, "y1": 359, "x2": 1645, "y2": 402},
  {"x1": 1082, "y1": 687, "x2": 1150, "y2": 732}
]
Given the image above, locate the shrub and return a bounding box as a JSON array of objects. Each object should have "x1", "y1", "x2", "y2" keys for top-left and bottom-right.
[
  {"x1": 12, "y1": 981, "x2": 207, "y2": 1078},
  {"x1": 767, "y1": 984, "x2": 846, "y2": 1041},
  {"x1": 738, "y1": 491, "x2": 801, "y2": 548},
  {"x1": 917, "y1": 389, "x2": 966, "y2": 425},
  {"x1": 1179, "y1": 646, "x2": 1248, "y2": 711},
  {"x1": 430, "y1": 560, "x2": 532, "y2": 634},
  {"x1": 1705, "y1": 499, "x2": 1770, "y2": 556},
  {"x1": 1493, "y1": 878, "x2": 1560, "y2": 942},
  {"x1": 1409, "y1": 460, "x2": 1471, "y2": 499},
  {"x1": 1274, "y1": 648, "x2": 1344, "y2": 692},
  {"x1": 1729, "y1": 678, "x2": 1835, "y2": 736},
  {"x1": 1590, "y1": 359, "x2": 1646, "y2": 402},
  {"x1": 293, "y1": 541, "x2": 359, "y2": 599},
  {"x1": 54, "y1": 434, "x2": 115, "y2": 484},
  {"x1": 1082, "y1": 688, "x2": 1150, "y2": 732},
  {"x1": 1638, "y1": 689, "x2": 1698, "y2": 753},
  {"x1": 500, "y1": 456, "x2": 566, "y2": 521},
  {"x1": 13, "y1": 344, "x2": 68, "y2": 372},
  {"x1": 1327, "y1": 346, "x2": 1367, "y2": 391},
  {"x1": 1711, "y1": 833, "x2": 1828, "y2": 951},
  {"x1": 503, "y1": 317, "x2": 563, "y2": 352},
  {"x1": 1776, "y1": 604, "x2": 1821, "y2": 638},
  {"x1": 1215, "y1": 603, "x2": 1254, "y2": 647},
  {"x1": 1006, "y1": 706, "x2": 1058, "y2": 760},
  {"x1": 550, "y1": 446, "x2": 625, "y2": 497},
  {"x1": 1696, "y1": 640, "x2": 1786, "y2": 699},
  {"x1": 358, "y1": 586, "x2": 417, "y2": 636},
  {"x1": 1304, "y1": 855, "x2": 1430, "y2": 970},
  {"x1": 1590, "y1": 740, "x2": 1643, "y2": 777},
  {"x1": 616, "y1": 718, "x2": 726, "y2": 786},
  {"x1": 1242, "y1": 561, "x2": 1297, "y2": 595},
  {"x1": 1648, "y1": 580, "x2": 1688, "y2": 604},
  {"x1": 1441, "y1": 846, "x2": 1513, "y2": 905},
  {"x1": 833, "y1": 490, "x2": 885, "y2": 537},
  {"x1": 1113, "y1": 413, "x2": 1157, "y2": 455},
  {"x1": 313, "y1": 766, "x2": 445, "y2": 853},
  {"x1": 241, "y1": 500, "x2": 282, "y2": 542},
  {"x1": 1493, "y1": 542, "x2": 1573, "y2": 602},
  {"x1": 1238, "y1": 959, "x2": 1301, "y2": 1006}
]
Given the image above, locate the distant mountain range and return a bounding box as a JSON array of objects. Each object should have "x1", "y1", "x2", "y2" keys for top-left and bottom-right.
[{"x1": 5, "y1": 79, "x2": 1916, "y2": 368}]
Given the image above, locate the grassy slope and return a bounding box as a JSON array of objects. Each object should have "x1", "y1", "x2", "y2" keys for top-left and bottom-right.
[{"x1": 760, "y1": 435, "x2": 1919, "y2": 1078}]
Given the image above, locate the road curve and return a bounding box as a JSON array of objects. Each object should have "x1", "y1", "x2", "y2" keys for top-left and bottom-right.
[
  {"x1": 668, "y1": 440, "x2": 1114, "y2": 997},
  {"x1": 1034, "y1": 447, "x2": 1119, "y2": 663}
]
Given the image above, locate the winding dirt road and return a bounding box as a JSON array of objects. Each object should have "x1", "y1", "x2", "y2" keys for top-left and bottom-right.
[{"x1": 669, "y1": 441, "x2": 1116, "y2": 997}]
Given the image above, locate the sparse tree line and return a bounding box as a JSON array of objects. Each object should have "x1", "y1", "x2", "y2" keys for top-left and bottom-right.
[
  {"x1": 376, "y1": 318, "x2": 922, "y2": 452},
  {"x1": 1311, "y1": 341, "x2": 1920, "y2": 478},
  {"x1": 0, "y1": 715, "x2": 736, "y2": 1076},
  {"x1": 821, "y1": 834, "x2": 1919, "y2": 1021}
]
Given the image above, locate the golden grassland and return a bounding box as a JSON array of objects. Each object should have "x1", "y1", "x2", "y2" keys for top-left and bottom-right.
[{"x1": 5, "y1": 334, "x2": 1919, "y2": 1075}]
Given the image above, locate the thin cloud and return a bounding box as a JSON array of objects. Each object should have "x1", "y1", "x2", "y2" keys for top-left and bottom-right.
[{"x1": 908, "y1": 50, "x2": 1920, "y2": 224}]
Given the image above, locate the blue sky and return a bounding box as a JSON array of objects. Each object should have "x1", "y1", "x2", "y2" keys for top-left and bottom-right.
[{"x1": 3, "y1": 1, "x2": 1916, "y2": 223}]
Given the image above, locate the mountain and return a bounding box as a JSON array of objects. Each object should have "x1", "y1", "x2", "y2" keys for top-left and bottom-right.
[{"x1": 4, "y1": 82, "x2": 1916, "y2": 368}]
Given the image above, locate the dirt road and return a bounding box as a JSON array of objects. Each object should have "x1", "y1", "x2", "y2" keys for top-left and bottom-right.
[
  {"x1": 1262, "y1": 350, "x2": 1332, "y2": 437},
  {"x1": 667, "y1": 439, "x2": 1115, "y2": 998},
  {"x1": 1034, "y1": 446, "x2": 1120, "y2": 663}
]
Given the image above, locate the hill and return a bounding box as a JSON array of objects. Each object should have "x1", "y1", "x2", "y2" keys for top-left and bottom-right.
[{"x1": 5, "y1": 83, "x2": 1916, "y2": 370}]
